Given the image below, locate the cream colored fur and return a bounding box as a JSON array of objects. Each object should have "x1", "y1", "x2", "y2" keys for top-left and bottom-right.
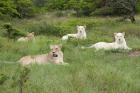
[
  {"x1": 19, "y1": 45, "x2": 67, "y2": 66},
  {"x1": 82, "y1": 32, "x2": 131, "y2": 50},
  {"x1": 62, "y1": 25, "x2": 86, "y2": 40},
  {"x1": 17, "y1": 32, "x2": 35, "y2": 42}
]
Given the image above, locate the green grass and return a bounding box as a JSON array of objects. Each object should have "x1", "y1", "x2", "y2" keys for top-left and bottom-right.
[{"x1": 0, "y1": 14, "x2": 140, "y2": 93}]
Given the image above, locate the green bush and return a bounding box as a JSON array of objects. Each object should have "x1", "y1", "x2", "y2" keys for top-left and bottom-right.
[
  {"x1": 2, "y1": 23, "x2": 25, "y2": 40},
  {"x1": 136, "y1": 1, "x2": 140, "y2": 13},
  {"x1": 0, "y1": 0, "x2": 37, "y2": 19},
  {"x1": 0, "y1": 74, "x2": 8, "y2": 85},
  {"x1": 0, "y1": 0, "x2": 19, "y2": 17},
  {"x1": 27, "y1": 22, "x2": 69, "y2": 36},
  {"x1": 1, "y1": 0, "x2": 140, "y2": 18},
  {"x1": 91, "y1": 7, "x2": 114, "y2": 16},
  {"x1": 14, "y1": 0, "x2": 36, "y2": 18}
]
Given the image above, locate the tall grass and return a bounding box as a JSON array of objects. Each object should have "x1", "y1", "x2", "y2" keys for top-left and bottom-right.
[{"x1": 0, "y1": 14, "x2": 140, "y2": 93}]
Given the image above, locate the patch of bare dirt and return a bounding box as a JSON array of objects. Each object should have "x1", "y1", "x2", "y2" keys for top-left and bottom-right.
[{"x1": 128, "y1": 51, "x2": 140, "y2": 57}]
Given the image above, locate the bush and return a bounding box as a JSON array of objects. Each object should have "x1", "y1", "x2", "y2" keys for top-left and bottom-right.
[
  {"x1": 27, "y1": 22, "x2": 70, "y2": 36},
  {"x1": 136, "y1": 1, "x2": 140, "y2": 13},
  {"x1": 14, "y1": 0, "x2": 36, "y2": 18},
  {"x1": 91, "y1": 7, "x2": 114, "y2": 16},
  {"x1": 0, "y1": 0, "x2": 38, "y2": 19},
  {"x1": 0, "y1": 0, "x2": 19, "y2": 17},
  {"x1": 2, "y1": 23, "x2": 25, "y2": 40}
]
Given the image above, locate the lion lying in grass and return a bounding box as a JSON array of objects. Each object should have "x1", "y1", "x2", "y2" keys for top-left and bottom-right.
[
  {"x1": 19, "y1": 45, "x2": 68, "y2": 66},
  {"x1": 82, "y1": 32, "x2": 131, "y2": 50},
  {"x1": 62, "y1": 25, "x2": 87, "y2": 40},
  {"x1": 17, "y1": 32, "x2": 35, "y2": 42}
]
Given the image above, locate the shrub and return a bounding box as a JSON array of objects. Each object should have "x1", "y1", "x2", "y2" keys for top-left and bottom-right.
[
  {"x1": 91, "y1": 7, "x2": 114, "y2": 16},
  {"x1": 0, "y1": 0, "x2": 19, "y2": 17},
  {"x1": 0, "y1": 74, "x2": 8, "y2": 85},
  {"x1": 27, "y1": 22, "x2": 70, "y2": 36},
  {"x1": 2, "y1": 23, "x2": 25, "y2": 40},
  {"x1": 136, "y1": 0, "x2": 140, "y2": 13},
  {"x1": 14, "y1": 0, "x2": 36, "y2": 18}
]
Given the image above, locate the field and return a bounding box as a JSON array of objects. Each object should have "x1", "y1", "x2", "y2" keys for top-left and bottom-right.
[{"x1": 0, "y1": 14, "x2": 140, "y2": 93}]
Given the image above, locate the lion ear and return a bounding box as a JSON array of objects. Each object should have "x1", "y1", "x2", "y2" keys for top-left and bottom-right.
[
  {"x1": 77, "y1": 25, "x2": 79, "y2": 28},
  {"x1": 114, "y1": 33, "x2": 117, "y2": 36},
  {"x1": 122, "y1": 32, "x2": 125, "y2": 36}
]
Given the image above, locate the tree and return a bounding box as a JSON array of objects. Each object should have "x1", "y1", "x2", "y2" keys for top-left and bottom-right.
[
  {"x1": 3, "y1": 23, "x2": 25, "y2": 40},
  {"x1": 13, "y1": 0, "x2": 36, "y2": 18},
  {"x1": 136, "y1": 0, "x2": 140, "y2": 13},
  {"x1": 32, "y1": 0, "x2": 46, "y2": 7},
  {"x1": 106, "y1": 0, "x2": 137, "y2": 23},
  {"x1": 45, "y1": 0, "x2": 68, "y2": 10},
  {"x1": 67, "y1": 0, "x2": 96, "y2": 16},
  {"x1": 0, "y1": 0, "x2": 19, "y2": 17}
]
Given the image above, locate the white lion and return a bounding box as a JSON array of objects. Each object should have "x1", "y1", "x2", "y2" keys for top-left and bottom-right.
[
  {"x1": 62, "y1": 25, "x2": 87, "y2": 40},
  {"x1": 82, "y1": 32, "x2": 131, "y2": 50}
]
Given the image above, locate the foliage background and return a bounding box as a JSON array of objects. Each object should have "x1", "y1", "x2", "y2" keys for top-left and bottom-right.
[{"x1": 0, "y1": 0, "x2": 140, "y2": 18}]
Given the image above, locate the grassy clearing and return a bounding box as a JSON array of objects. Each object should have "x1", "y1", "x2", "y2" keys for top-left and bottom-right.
[{"x1": 0, "y1": 15, "x2": 140, "y2": 93}]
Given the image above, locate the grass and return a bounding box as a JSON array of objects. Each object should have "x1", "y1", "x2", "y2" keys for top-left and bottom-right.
[{"x1": 0, "y1": 14, "x2": 140, "y2": 93}]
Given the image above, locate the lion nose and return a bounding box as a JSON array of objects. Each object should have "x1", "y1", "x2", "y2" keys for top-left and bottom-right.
[{"x1": 53, "y1": 52, "x2": 55, "y2": 53}]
